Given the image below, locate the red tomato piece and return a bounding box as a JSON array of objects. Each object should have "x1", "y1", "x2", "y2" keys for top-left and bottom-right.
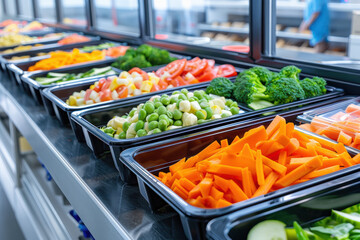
[
  {"x1": 183, "y1": 57, "x2": 201, "y2": 73},
  {"x1": 129, "y1": 67, "x2": 149, "y2": 80},
  {"x1": 155, "y1": 59, "x2": 186, "y2": 79},
  {"x1": 170, "y1": 78, "x2": 181, "y2": 87},
  {"x1": 101, "y1": 80, "x2": 111, "y2": 91},
  {"x1": 206, "y1": 59, "x2": 215, "y2": 68},
  {"x1": 94, "y1": 78, "x2": 106, "y2": 92},
  {"x1": 117, "y1": 86, "x2": 128, "y2": 98},
  {"x1": 84, "y1": 89, "x2": 93, "y2": 101},
  {"x1": 134, "y1": 82, "x2": 141, "y2": 89},
  {"x1": 150, "y1": 84, "x2": 161, "y2": 92},
  {"x1": 217, "y1": 64, "x2": 237, "y2": 77},
  {"x1": 190, "y1": 59, "x2": 208, "y2": 77},
  {"x1": 197, "y1": 69, "x2": 216, "y2": 82},
  {"x1": 176, "y1": 76, "x2": 189, "y2": 86},
  {"x1": 99, "y1": 89, "x2": 112, "y2": 102},
  {"x1": 158, "y1": 79, "x2": 168, "y2": 90}
]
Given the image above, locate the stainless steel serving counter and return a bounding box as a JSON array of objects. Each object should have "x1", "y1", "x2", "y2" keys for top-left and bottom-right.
[{"x1": 0, "y1": 71, "x2": 186, "y2": 239}]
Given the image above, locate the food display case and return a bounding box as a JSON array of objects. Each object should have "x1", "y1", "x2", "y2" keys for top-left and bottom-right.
[{"x1": 0, "y1": 1, "x2": 360, "y2": 240}]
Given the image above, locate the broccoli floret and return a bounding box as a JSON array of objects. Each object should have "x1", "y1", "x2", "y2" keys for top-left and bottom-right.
[
  {"x1": 120, "y1": 55, "x2": 151, "y2": 71},
  {"x1": 300, "y1": 78, "x2": 323, "y2": 98},
  {"x1": 111, "y1": 54, "x2": 134, "y2": 69},
  {"x1": 312, "y1": 76, "x2": 327, "y2": 94},
  {"x1": 206, "y1": 77, "x2": 235, "y2": 98},
  {"x1": 233, "y1": 73, "x2": 268, "y2": 104},
  {"x1": 235, "y1": 70, "x2": 259, "y2": 85},
  {"x1": 124, "y1": 48, "x2": 137, "y2": 57},
  {"x1": 279, "y1": 65, "x2": 301, "y2": 82},
  {"x1": 249, "y1": 66, "x2": 274, "y2": 85},
  {"x1": 148, "y1": 49, "x2": 172, "y2": 66},
  {"x1": 265, "y1": 77, "x2": 305, "y2": 105},
  {"x1": 136, "y1": 44, "x2": 153, "y2": 59}
]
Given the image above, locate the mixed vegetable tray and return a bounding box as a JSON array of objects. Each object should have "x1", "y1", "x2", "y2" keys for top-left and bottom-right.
[{"x1": 1, "y1": 19, "x2": 360, "y2": 240}]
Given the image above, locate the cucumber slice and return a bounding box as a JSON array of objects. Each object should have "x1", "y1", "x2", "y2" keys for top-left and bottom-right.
[
  {"x1": 332, "y1": 210, "x2": 360, "y2": 228},
  {"x1": 47, "y1": 72, "x2": 68, "y2": 78},
  {"x1": 36, "y1": 76, "x2": 65, "y2": 85},
  {"x1": 247, "y1": 220, "x2": 287, "y2": 240}
]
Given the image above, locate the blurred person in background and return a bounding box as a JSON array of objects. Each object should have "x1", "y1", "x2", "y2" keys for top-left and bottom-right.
[{"x1": 299, "y1": 0, "x2": 330, "y2": 53}]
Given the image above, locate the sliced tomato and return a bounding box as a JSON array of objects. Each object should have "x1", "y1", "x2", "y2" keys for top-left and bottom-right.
[
  {"x1": 84, "y1": 89, "x2": 93, "y2": 101},
  {"x1": 155, "y1": 59, "x2": 186, "y2": 79},
  {"x1": 99, "y1": 89, "x2": 112, "y2": 102},
  {"x1": 158, "y1": 79, "x2": 168, "y2": 90},
  {"x1": 217, "y1": 64, "x2": 237, "y2": 77},
  {"x1": 206, "y1": 59, "x2": 215, "y2": 68},
  {"x1": 116, "y1": 86, "x2": 128, "y2": 98},
  {"x1": 170, "y1": 78, "x2": 181, "y2": 87},
  {"x1": 94, "y1": 78, "x2": 106, "y2": 92},
  {"x1": 183, "y1": 57, "x2": 201, "y2": 73},
  {"x1": 176, "y1": 76, "x2": 189, "y2": 86},
  {"x1": 134, "y1": 81, "x2": 141, "y2": 89},
  {"x1": 150, "y1": 84, "x2": 161, "y2": 92},
  {"x1": 129, "y1": 67, "x2": 149, "y2": 80},
  {"x1": 197, "y1": 69, "x2": 216, "y2": 82},
  {"x1": 190, "y1": 59, "x2": 208, "y2": 77}
]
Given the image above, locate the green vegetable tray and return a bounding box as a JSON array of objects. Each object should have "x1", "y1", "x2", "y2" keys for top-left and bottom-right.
[{"x1": 207, "y1": 168, "x2": 360, "y2": 240}]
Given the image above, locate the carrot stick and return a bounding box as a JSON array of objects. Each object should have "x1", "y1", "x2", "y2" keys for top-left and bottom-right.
[
  {"x1": 206, "y1": 164, "x2": 244, "y2": 177},
  {"x1": 278, "y1": 150, "x2": 287, "y2": 166},
  {"x1": 215, "y1": 198, "x2": 232, "y2": 208},
  {"x1": 199, "y1": 177, "x2": 213, "y2": 197},
  {"x1": 241, "y1": 168, "x2": 252, "y2": 198},
  {"x1": 228, "y1": 180, "x2": 248, "y2": 202},
  {"x1": 221, "y1": 139, "x2": 229, "y2": 148},
  {"x1": 256, "y1": 150, "x2": 265, "y2": 185},
  {"x1": 214, "y1": 175, "x2": 230, "y2": 192},
  {"x1": 169, "y1": 157, "x2": 186, "y2": 174},
  {"x1": 276, "y1": 155, "x2": 323, "y2": 187},
  {"x1": 261, "y1": 156, "x2": 287, "y2": 175},
  {"x1": 303, "y1": 165, "x2": 340, "y2": 179},
  {"x1": 197, "y1": 140, "x2": 221, "y2": 161},
  {"x1": 266, "y1": 115, "x2": 286, "y2": 138},
  {"x1": 252, "y1": 172, "x2": 279, "y2": 198}
]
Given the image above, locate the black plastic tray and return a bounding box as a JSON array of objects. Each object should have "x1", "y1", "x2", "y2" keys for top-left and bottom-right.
[
  {"x1": 42, "y1": 68, "x2": 218, "y2": 126},
  {"x1": 22, "y1": 59, "x2": 119, "y2": 105},
  {"x1": 206, "y1": 171, "x2": 360, "y2": 240},
  {"x1": 119, "y1": 97, "x2": 359, "y2": 240}
]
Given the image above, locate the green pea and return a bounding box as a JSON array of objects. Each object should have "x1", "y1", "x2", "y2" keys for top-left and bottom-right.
[
  {"x1": 176, "y1": 99, "x2": 182, "y2": 109},
  {"x1": 121, "y1": 115, "x2": 127, "y2": 119},
  {"x1": 221, "y1": 112, "x2": 231, "y2": 118},
  {"x1": 148, "y1": 121, "x2": 159, "y2": 130},
  {"x1": 181, "y1": 89, "x2": 189, "y2": 95},
  {"x1": 230, "y1": 102, "x2": 238, "y2": 108},
  {"x1": 153, "y1": 97, "x2": 160, "y2": 103},
  {"x1": 159, "y1": 114, "x2": 169, "y2": 121},
  {"x1": 166, "y1": 111, "x2": 173, "y2": 119},
  {"x1": 173, "y1": 109, "x2": 183, "y2": 120},
  {"x1": 170, "y1": 96, "x2": 178, "y2": 104},
  {"x1": 138, "y1": 109, "x2": 147, "y2": 121},
  {"x1": 174, "y1": 120, "x2": 182, "y2": 126},
  {"x1": 168, "y1": 118, "x2": 174, "y2": 126},
  {"x1": 119, "y1": 132, "x2": 126, "y2": 139},
  {"x1": 137, "y1": 129, "x2": 147, "y2": 137},
  {"x1": 178, "y1": 93, "x2": 187, "y2": 101},
  {"x1": 152, "y1": 128, "x2": 162, "y2": 134},
  {"x1": 129, "y1": 109, "x2": 136, "y2": 117},
  {"x1": 144, "y1": 102, "x2": 155, "y2": 114},
  {"x1": 157, "y1": 106, "x2": 167, "y2": 115},
  {"x1": 194, "y1": 90, "x2": 203, "y2": 100},
  {"x1": 154, "y1": 102, "x2": 163, "y2": 109},
  {"x1": 189, "y1": 97, "x2": 197, "y2": 102},
  {"x1": 230, "y1": 107, "x2": 240, "y2": 115},
  {"x1": 148, "y1": 113, "x2": 159, "y2": 122},
  {"x1": 161, "y1": 97, "x2": 170, "y2": 106},
  {"x1": 195, "y1": 110, "x2": 206, "y2": 120},
  {"x1": 172, "y1": 91, "x2": 181, "y2": 95},
  {"x1": 122, "y1": 122, "x2": 130, "y2": 132},
  {"x1": 159, "y1": 119, "x2": 168, "y2": 131},
  {"x1": 204, "y1": 94, "x2": 211, "y2": 100},
  {"x1": 135, "y1": 120, "x2": 144, "y2": 131},
  {"x1": 226, "y1": 99, "x2": 233, "y2": 107},
  {"x1": 200, "y1": 101, "x2": 209, "y2": 109},
  {"x1": 104, "y1": 127, "x2": 115, "y2": 134},
  {"x1": 197, "y1": 119, "x2": 209, "y2": 124},
  {"x1": 204, "y1": 107, "x2": 213, "y2": 120}
]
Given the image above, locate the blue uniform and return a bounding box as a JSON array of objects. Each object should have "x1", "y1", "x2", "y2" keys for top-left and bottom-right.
[{"x1": 304, "y1": 0, "x2": 330, "y2": 46}]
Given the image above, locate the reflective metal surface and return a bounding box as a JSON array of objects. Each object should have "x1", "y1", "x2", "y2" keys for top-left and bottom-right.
[{"x1": 0, "y1": 72, "x2": 186, "y2": 240}]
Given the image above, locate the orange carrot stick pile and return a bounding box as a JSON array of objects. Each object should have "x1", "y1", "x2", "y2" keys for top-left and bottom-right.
[
  {"x1": 299, "y1": 103, "x2": 360, "y2": 150},
  {"x1": 28, "y1": 48, "x2": 105, "y2": 71},
  {"x1": 156, "y1": 115, "x2": 360, "y2": 209}
]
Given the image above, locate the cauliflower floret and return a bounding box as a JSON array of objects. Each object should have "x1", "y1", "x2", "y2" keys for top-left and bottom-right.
[
  {"x1": 212, "y1": 98, "x2": 226, "y2": 109},
  {"x1": 126, "y1": 123, "x2": 137, "y2": 139},
  {"x1": 113, "y1": 117, "x2": 127, "y2": 129},
  {"x1": 107, "y1": 118, "x2": 115, "y2": 128},
  {"x1": 179, "y1": 100, "x2": 191, "y2": 113},
  {"x1": 166, "y1": 103, "x2": 177, "y2": 113},
  {"x1": 190, "y1": 101, "x2": 201, "y2": 113},
  {"x1": 130, "y1": 113, "x2": 139, "y2": 123},
  {"x1": 182, "y1": 112, "x2": 197, "y2": 126}
]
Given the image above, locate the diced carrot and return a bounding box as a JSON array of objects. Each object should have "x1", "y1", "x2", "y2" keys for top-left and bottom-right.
[
  {"x1": 179, "y1": 178, "x2": 196, "y2": 192},
  {"x1": 215, "y1": 198, "x2": 232, "y2": 208},
  {"x1": 188, "y1": 185, "x2": 201, "y2": 199},
  {"x1": 210, "y1": 186, "x2": 224, "y2": 200},
  {"x1": 276, "y1": 156, "x2": 323, "y2": 187},
  {"x1": 252, "y1": 172, "x2": 279, "y2": 198},
  {"x1": 169, "y1": 157, "x2": 186, "y2": 174},
  {"x1": 337, "y1": 131, "x2": 353, "y2": 146},
  {"x1": 256, "y1": 150, "x2": 265, "y2": 185},
  {"x1": 228, "y1": 180, "x2": 248, "y2": 202},
  {"x1": 221, "y1": 139, "x2": 229, "y2": 148},
  {"x1": 303, "y1": 165, "x2": 340, "y2": 179}
]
